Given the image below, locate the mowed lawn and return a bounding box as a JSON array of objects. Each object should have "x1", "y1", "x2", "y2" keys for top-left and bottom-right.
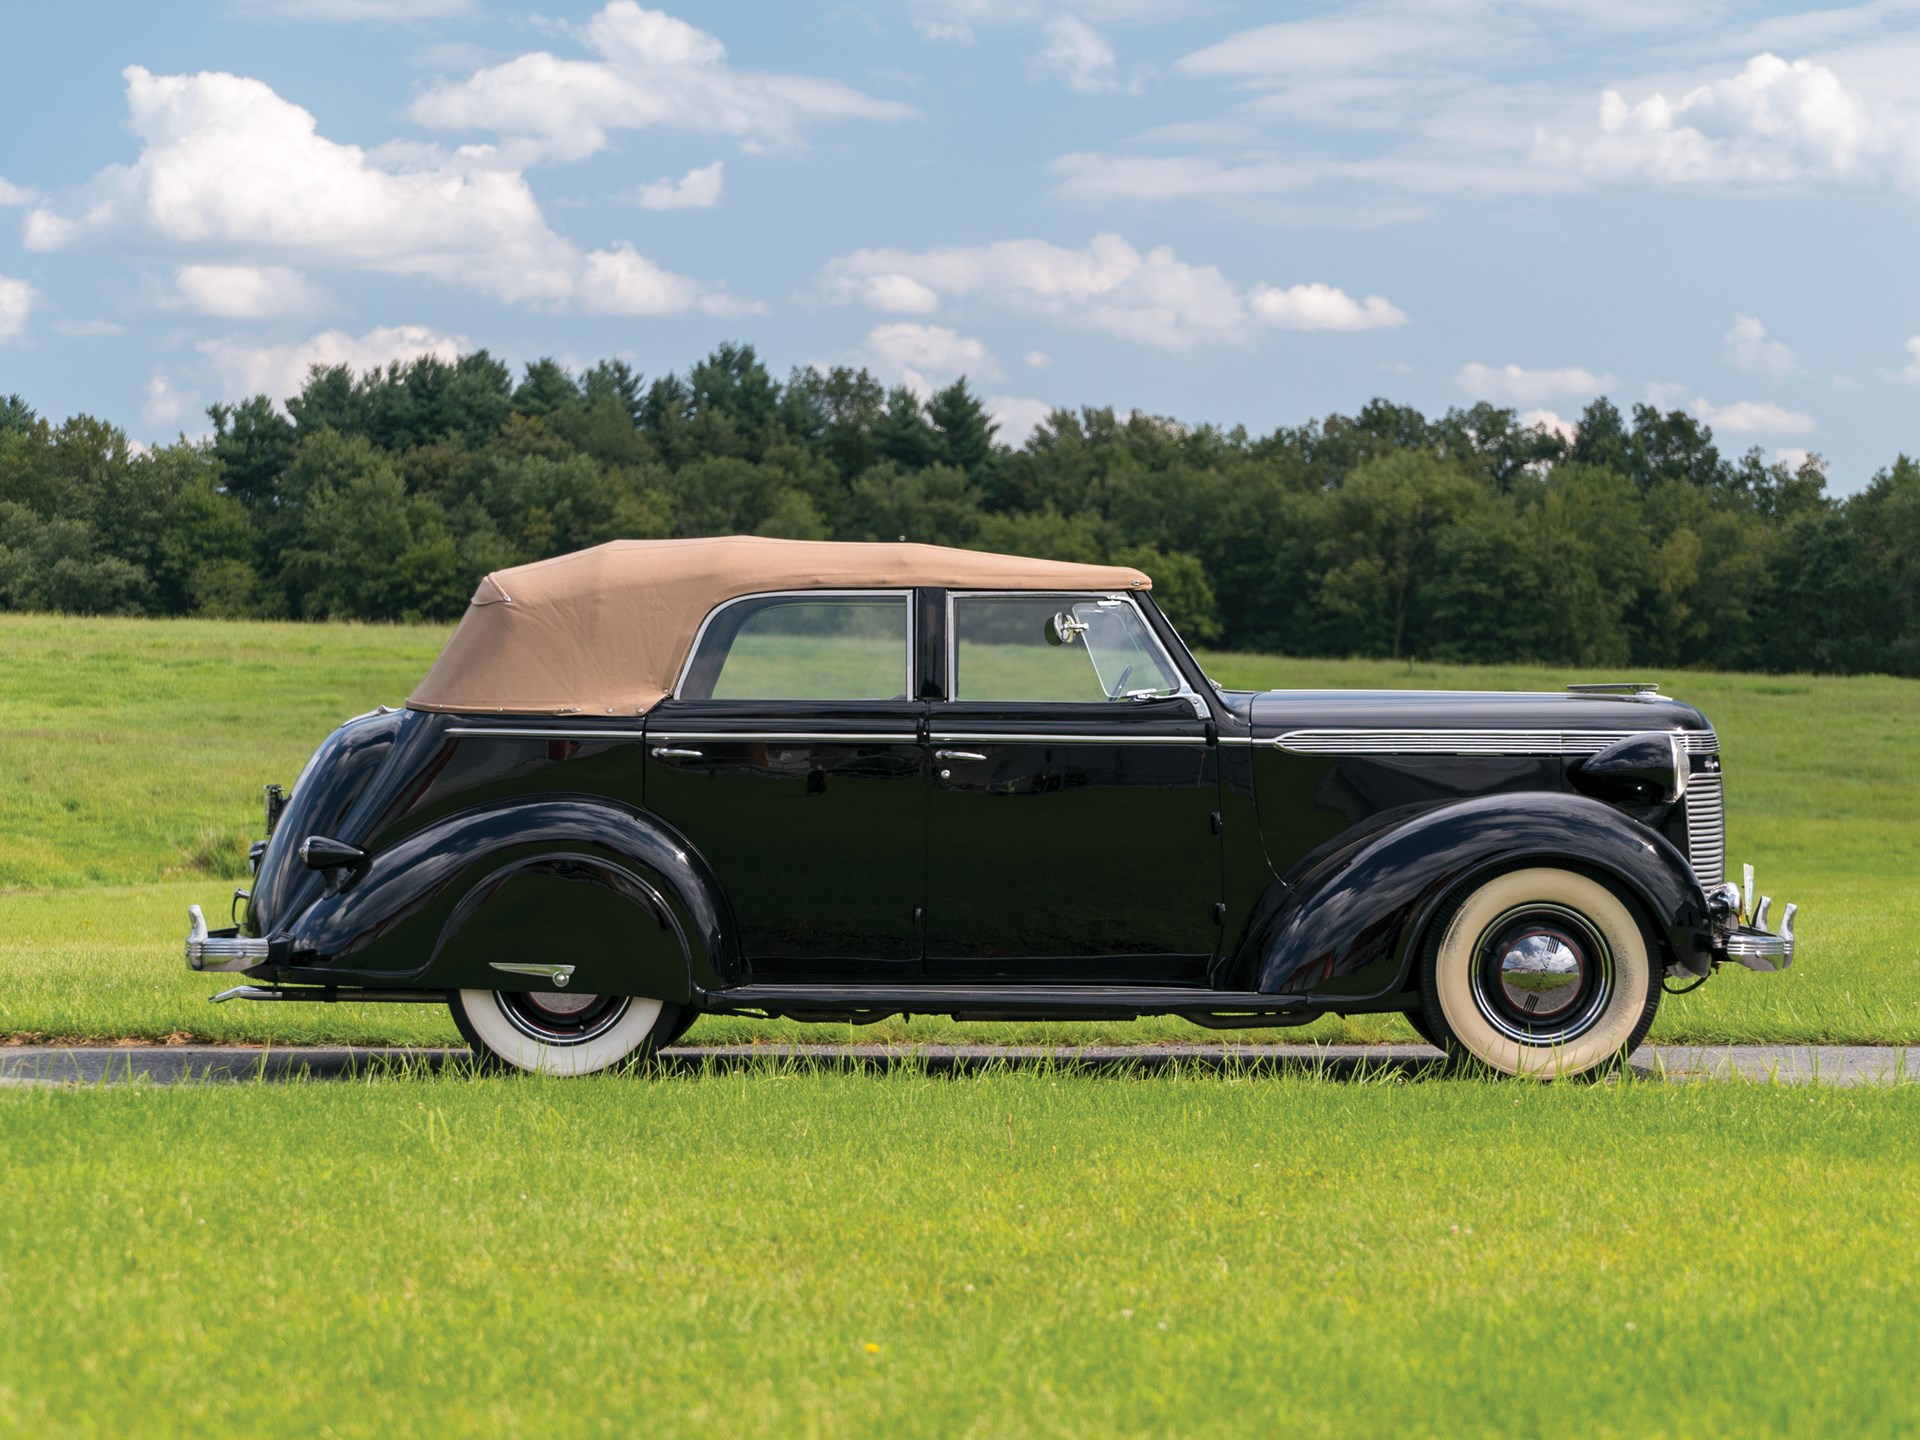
[
  {"x1": 0, "y1": 612, "x2": 1915, "y2": 1045},
  {"x1": 5, "y1": 1066, "x2": 1920, "y2": 1438}
]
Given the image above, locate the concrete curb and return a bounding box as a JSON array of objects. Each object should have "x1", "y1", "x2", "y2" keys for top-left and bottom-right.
[{"x1": 2, "y1": 1042, "x2": 1916, "y2": 1086}]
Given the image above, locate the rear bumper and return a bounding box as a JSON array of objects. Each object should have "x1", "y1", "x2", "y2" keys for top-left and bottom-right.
[{"x1": 185, "y1": 904, "x2": 272, "y2": 973}]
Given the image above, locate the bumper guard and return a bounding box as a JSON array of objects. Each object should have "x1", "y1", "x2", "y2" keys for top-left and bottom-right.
[
  {"x1": 185, "y1": 904, "x2": 272, "y2": 973},
  {"x1": 1709, "y1": 865, "x2": 1796, "y2": 972}
]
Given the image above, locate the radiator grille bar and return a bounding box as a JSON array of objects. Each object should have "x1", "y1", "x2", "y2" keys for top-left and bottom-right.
[{"x1": 1685, "y1": 771, "x2": 1726, "y2": 885}]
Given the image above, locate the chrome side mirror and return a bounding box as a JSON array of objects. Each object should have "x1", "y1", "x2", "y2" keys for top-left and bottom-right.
[{"x1": 1044, "y1": 612, "x2": 1088, "y2": 646}]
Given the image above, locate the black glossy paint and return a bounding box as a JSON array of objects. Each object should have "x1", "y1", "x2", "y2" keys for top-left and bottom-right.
[
  {"x1": 281, "y1": 794, "x2": 721, "y2": 1001},
  {"x1": 642, "y1": 699, "x2": 926, "y2": 977},
  {"x1": 234, "y1": 585, "x2": 1725, "y2": 1021},
  {"x1": 924, "y1": 696, "x2": 1219, "y2": 980},
  {"x1": 1230, "y1": 791, "x2": 1710, "y2": 1000}
]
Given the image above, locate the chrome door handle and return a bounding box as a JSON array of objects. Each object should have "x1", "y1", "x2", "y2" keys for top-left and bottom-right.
[
  {"x1": 934, "y1": 750, "x2": 987, "y2": 762},
  {"x1": 651, "y1": 747, "x2": 703, "y2": 760}
]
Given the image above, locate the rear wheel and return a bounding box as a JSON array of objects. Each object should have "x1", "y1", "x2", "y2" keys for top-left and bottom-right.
[
  {"x1": 1418, "y1": 867, "x2": 1660, "y2": 1079},
  {"x1": 450, "y1": 988, "x2": 681, "y2": 1076}
]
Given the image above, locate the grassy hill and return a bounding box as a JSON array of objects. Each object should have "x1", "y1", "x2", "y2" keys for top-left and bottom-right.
[{"x1": 1, "y1": 612, "x2": 1913, "y2": 1044}]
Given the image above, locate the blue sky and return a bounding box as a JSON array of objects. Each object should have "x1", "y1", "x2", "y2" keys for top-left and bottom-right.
[{"x1": 0, "y1": 0, "x2": 1915, "y2": 490}]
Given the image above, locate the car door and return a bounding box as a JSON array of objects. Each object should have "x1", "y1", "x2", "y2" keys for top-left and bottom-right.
[
  {"x1": 643, "y1": 590, "x2": 926, "y2": 981},
  {"x1": 923, "y1": 591, "x2": 1222, "y2": 983}
]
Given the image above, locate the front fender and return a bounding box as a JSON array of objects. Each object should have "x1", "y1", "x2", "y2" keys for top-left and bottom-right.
[
  {"x1": 1236, "y1": 792, "x2": 1710, "y2": 1002},
  {"x1": 276, "y1": 796, "x2": 731, "y2": 999}
]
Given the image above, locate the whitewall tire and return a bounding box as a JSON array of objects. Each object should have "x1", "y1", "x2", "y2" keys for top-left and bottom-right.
[
  {"x1": 449, "y1": 987, "x2": 675, "y2": 1076},
  {"x1": 1418, "y1": 867, "x2": 1661, "y2": 1079}
]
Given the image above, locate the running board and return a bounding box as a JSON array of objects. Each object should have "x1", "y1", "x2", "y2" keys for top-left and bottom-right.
[
  {"x1": 209, "y1": 985, "x2": 444, "y2": 1005},
  {"x1": 705, "y1": 983, "x2": 1312, "y2": 1027}
]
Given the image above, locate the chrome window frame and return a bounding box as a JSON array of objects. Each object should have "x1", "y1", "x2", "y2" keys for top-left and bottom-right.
[
  {"x1": 671, "y1": 589, "x2": 915, "y2": 704},
  {"x1": 943, "y1": 590, "x2": 1206, "y2": 715}
]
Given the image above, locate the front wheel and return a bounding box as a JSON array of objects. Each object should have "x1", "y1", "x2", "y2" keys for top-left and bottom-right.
[
  {"x1": 450, "y1": 988, "x2": 682, "y2": 1076},
  {"x1": 1417, "y1": 867, "x2": 1661, "y2": 1079}
]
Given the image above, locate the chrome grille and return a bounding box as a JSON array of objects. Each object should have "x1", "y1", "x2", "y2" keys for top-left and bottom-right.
[{"x1": 1685, "y1": 770, "x2": 1726, "y2": 885}]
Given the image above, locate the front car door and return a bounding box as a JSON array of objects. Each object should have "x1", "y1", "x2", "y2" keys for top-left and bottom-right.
[
  {"x1": 923, "y1": 591, "x2": 1222, "y2": 983},
  {"x1": 643, "y1": 589, "x2": 926, "y2": 981}
]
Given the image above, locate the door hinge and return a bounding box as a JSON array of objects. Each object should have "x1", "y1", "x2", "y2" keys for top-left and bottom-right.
[
  {"x1": 1209, "y1": 810, "x2": 1223, "y2": 835},
  {"x1": 1212, "y1": 902, "x2": 1226, "y2": 926}
]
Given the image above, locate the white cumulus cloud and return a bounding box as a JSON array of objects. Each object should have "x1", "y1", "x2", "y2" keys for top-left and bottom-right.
[
  {"x1": 1534, "y1": 54, "x2": 1920, "y2": 191},
  {"x1": 1249, "y1": 282, "x2": 1406, "y2": 331},
  {"x1": 1724, "y1": 314, "x2": 1795, "y2": 381},
  {"x1": 167, "y1": 264, "x2": 332, "y2": 318},
  {"x1": 1902, "y1": 336, "x2": 1920, "y2": 382},
  {"x1": 25, "y1": 66, "x2": 751, "y2": 317},
  {"x1": 198, "y1": 324, "x2": 469, "y2": 404},
  {"x1": 637, "y1": 160, "x2": 724, "y2": 210},
  {"x1": 580, "y1": 244, "x2": 761, "y2": 316},
  {"x1": 1518, "y1": 408, "x2": 1579, "y2": 443},
  {"x1": 1456, "y1": 362, "x2": 1609, "y2": 406},
  {"x1": 1033, "y1": 16, "x2": 1135, "y2": 95},
  {"x1": 821, "y1": 233, "x2": 1403, "y2": 350},
  {"x1": 1690, "y1": 395, "x2": 1816, "y2": 435},
  {"x1": 863, "y1": 322, "x2": 1003, "y2": 397},
  {"x1": 143, "y1": 372, "x2": 189, "y2": 428},
  {"x1": 987, "y1": 394, "x2": 1055, "y2": 447},
  {"x1": 0, "y1": 177, "x2": 33, "y2": 206},
  {"x1": 0, "y1": 275, "x2": 36, "y2": 342},
  {"x1": 411, "y1": 3, "x2": 916, "y2": 162}
]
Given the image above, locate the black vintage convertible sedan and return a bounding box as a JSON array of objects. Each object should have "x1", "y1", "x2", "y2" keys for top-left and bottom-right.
[{"x1": 185, "y1": 537, "x2": 1794, "y2": 1077}]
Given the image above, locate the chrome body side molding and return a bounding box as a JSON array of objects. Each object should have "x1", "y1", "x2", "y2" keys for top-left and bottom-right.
[{"x1": 1268, "y1": 728, "x2": 1719, "y2": 757}]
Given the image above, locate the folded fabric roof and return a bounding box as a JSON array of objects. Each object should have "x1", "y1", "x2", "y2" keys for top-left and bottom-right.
[{"x1": 407, "y1": 535, "x2": 1153, "y2": 716}]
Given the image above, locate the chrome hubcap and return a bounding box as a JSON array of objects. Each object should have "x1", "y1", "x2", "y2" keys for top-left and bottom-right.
[
  {"x1": 496, "y1": 990, "x2": 631, "y2": 1045},
  {"x1": 1496, "y1": 932, "x2": 1584, "y2": 1019},
  {"x1": 1469, "y1": 903, "x2": 1613, "y2": 1044}
]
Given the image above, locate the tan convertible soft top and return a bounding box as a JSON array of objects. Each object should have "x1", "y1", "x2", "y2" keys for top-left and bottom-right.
[{"x1": 407, "y1": 536, "x2": 1152, "y2": 716}]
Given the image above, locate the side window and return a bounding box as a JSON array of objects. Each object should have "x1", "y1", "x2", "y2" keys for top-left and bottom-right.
[
  {"x1": 952, "y1": 595, "x2": 1182, "y2": 702},
  {"x1": 683, "y1": 595, "x2": 910, "y2": 702}
]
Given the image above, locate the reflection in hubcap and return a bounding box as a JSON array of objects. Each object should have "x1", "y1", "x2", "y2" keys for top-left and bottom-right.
[
  {"x1": 496, "y1": 989, "x2": 631, "y2": 1045},
  {"x1": 1469, "y1": 903, "x2": 1613, "y2": 1045},
  {"x1": 1496, "y1": 932, "x2": 1584, "y2": 1018},
  {"x1": 525, "y1": 989, "x2": 601, "y2": 1017}
]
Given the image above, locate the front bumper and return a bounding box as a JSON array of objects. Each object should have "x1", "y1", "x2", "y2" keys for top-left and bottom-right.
[
  {"x1": 1709, "y1": 865, "x2": 1796, "y2": 972},
  {"x1": 185, "y1": 904, "x2": 272, "y2": 973}
]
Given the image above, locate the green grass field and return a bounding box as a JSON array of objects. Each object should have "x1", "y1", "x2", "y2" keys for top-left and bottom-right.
[
  {"x1": 1, "y1": 611, "x2": 1912, "y2": 1045},
  {"x1": 4, "y1": 1065, "x2": 1919, "y2": 1437}
]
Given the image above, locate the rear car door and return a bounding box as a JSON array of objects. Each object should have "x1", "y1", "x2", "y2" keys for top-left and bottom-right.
[
  {"x1": 643, "y1": 590, "x2": 926, "y2": 981},
  {"x1": 923, "y1": 591, "x2": 1222, "y2": 982}
]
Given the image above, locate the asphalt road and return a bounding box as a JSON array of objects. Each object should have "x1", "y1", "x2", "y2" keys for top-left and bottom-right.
[{"x1": 2, "y1": 1042, "x2": 1916, "y2": 1086}]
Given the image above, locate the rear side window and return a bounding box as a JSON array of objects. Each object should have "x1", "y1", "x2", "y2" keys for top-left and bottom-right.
[{"x1": 681, "y1": 594, "x2": 910, "y2": 701}]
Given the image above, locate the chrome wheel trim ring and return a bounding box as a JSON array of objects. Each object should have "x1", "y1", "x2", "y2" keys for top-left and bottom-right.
[
  {"x1": 1467, "y1": 902, "x2": 1614, "y2": 1046},
  {"x1": 496, "y1": 991, "x2": 633, "y2": 1047}
]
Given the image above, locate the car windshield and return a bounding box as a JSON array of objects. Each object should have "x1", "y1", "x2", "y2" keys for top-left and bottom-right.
[{"x1": 1072, "y1": 600, "x2": 1180, "y2": 699}]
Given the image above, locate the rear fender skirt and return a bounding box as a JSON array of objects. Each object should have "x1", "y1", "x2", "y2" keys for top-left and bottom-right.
[
  {"x1": 1234, "y1": 792, "x2": 1710, "y2": 1001},
  {"x1": 275, "y1": 797, "x2": 729, "y2": 998}
]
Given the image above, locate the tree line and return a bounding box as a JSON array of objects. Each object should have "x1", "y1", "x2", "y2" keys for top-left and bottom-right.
[{"x1": 1, "y1": 343, "x2": 1915, "y2": 674}]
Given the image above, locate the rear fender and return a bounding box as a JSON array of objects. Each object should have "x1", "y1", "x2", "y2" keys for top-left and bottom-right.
[
  {"x1": 1236, "y1": 792, "x2": 1710, "y2": 1001},
  {"x1": 278, "y1": 797, "x2": 731, "y2": 1000}
]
